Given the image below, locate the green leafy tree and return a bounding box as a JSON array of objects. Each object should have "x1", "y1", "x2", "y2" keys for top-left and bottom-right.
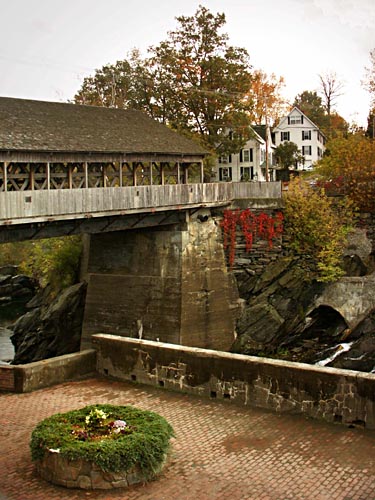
[
  {"x1": 147, "y1": 6, "x2": 254, "y2": 155},
  {"x1": 293, "y1": 90, "x2": 329, "y2": 130},
  {"x1": 74, "y1": 50, "x2": 155, "y2": 116},
  {"x1": 274, "y1": 141, "x2": 304, "y2": 170},
  {"x1": 366, "y1": 107, "x2": 375, "y2": 139},
  {"x1": 293, "y1": 89, "x2": 347, "y2": 138},
  {"x1": 284, "y1": 177, "x2": 354, "y2": 282}
]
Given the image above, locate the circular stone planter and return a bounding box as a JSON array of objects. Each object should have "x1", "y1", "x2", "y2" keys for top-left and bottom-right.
[{"x1": 30, "y1": 404, "x2": 174, "y2": 490}]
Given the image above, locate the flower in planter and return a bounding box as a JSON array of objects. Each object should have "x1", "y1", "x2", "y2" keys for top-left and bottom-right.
[
  {"x1": 110, "y1": 420, "x2": 127, "y2": 434},
  {"x1": 85, "y1": 408, "x2": 108, "y2": 430}
]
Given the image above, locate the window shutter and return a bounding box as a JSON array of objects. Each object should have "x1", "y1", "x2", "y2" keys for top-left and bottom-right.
[
  {"x1": 288, "y1": 117, "x2": 290, "y2": 124},
  {"x1": 301, "y1": 116, "x2": 304, "y2": 124},
  {"x1": 250, "y1": 149, "x2": 253, "y2": 162},
  {"x1": 229, "y1": 154, "x2": 232, "y2": 163},
  {"x1": 302, "y1": 131, "x2": 304, "y2": 140},
  {"x1": 239, "y1": 150, "x2": 243, "y2": 162}
]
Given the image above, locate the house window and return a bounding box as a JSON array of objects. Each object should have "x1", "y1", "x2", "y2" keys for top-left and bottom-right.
[
  {"x1": 218, "y1": 155, "x2": 232, "y2": 164},
  {"x1": 302, "y1": 146, "x2": 312, "y2": 156},
  {"x1": 317, "y1": 147, "x2": 323, "y2": 158},
  {"x1": 302, "y1": 130, "x2": 311, "y2": 140},
  {"x1": 240, "y1": 148, "x2": 253, "y2": 163},
  {"x1": 219, "y1": 167, "x2": 232, "y2": 181},
  {"x1": 317, "y1": 132, "x2": 326, "y2": 145},
  {"x1": 281, "y1": 132, "x2": 290, "y2": 141},
  {"x1": 289, "y1": 115, "x2": 303, "y2": 124},
  {"x1": 240, "y1": 166, "x2": 254, "y2": 181}
]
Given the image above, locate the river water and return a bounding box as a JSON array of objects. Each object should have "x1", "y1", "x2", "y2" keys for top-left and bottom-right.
[
  {"x1": 0, "y1": 327, "x2": 14, "y2": 364},
  {"x1": 0, "y1": 301, "x2": 26, "y2": 364}
]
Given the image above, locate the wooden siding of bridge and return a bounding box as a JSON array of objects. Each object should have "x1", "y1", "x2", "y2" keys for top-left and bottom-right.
[{"x1": 0, "y1": 182, "x2": 281, "y2": 225}]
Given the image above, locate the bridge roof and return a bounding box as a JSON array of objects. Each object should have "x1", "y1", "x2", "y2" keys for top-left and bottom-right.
[{"x1": 0, "y1": 96, "x2": 207, "y2": 157}]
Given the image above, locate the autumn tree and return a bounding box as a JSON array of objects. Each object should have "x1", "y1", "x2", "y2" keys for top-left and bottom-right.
[
  {"x1": 284, "y1": 177, "x2": 353, "y2": 282},
  {"x1": 148, "y1": 5, "x2": 254, "y2": 155},
  {"x1": 245, "y1": 70, "x2": 288, "y2": 126},
  {"x1": 316, "y1": 134, "x2": 375, "y2": 212}
]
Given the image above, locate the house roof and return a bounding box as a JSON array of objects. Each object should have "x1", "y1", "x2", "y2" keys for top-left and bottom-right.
[
  {"x1": 252, "y1": 125, "x2": 267, "y2": 141},
  {"x1": 0, "y1": 96, "x2": 207, "y2": 156},
  {"x1": 273, "y1": 106, "x2": 326, "y2": 136}
]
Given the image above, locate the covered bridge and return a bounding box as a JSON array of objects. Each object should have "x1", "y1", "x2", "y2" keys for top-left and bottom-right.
[{"x1": 0, "y1": 96, "x2": 207, "y2": 191}]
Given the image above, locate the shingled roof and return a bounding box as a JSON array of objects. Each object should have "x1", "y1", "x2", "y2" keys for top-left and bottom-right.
[{"x1": 0, "y1": 97, "x2": 206, "y2": 156}]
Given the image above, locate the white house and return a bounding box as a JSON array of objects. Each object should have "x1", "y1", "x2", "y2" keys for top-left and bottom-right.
[
  {"x1": 273, "y1": 107, "x2": 326, "y2": 170},
  {"x1": 213, "y1": 125, "x2": 276, "y2": 182}
]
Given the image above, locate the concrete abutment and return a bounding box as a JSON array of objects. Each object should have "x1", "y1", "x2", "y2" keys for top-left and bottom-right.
[{"x1": 81, "y1": 209, "x2": 239, "y2": 351}]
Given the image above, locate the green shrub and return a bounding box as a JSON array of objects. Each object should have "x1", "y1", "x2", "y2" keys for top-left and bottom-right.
[
  {"x1": 3, "y1": 236, "x2": 82, "y2": 291},
  {"x1": 30, "y1": 404, "x2": 174, "y2": 476}
]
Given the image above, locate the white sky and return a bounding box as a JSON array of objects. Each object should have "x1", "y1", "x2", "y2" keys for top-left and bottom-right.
[{"x1": 0, "y1": 0, "x2": 374, "y2": 127}]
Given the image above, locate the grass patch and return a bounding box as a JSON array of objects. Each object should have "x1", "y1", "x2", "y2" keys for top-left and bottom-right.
[{"x1": 30, "y1": 404, "x2": 174, "y2": 476}]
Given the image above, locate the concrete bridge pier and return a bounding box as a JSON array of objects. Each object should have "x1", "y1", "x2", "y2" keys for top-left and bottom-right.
[{"x1": 80, "y1": 209, "x2": 239, "y2": 351}]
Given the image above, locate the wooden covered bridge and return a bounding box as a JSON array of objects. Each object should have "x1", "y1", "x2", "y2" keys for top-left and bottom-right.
[
  {"x1": 0, "y1": 97, "x2": 280, "y2": 242},
  {"x1": 0, "y1": 96, "x2": 281, "y2": 351}
]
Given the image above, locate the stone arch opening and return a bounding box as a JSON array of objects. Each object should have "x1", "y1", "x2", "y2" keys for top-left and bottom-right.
[{"x1": 304, "y1": 305, "x2": 348, "y2": 338}]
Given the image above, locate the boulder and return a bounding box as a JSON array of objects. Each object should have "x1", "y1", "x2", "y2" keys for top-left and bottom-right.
[
  {"x1": 10, "y1": 282, "x2": 87, "y2": 364},
  {"x1": 342, "y1": 228, "x2": 374, "y2": 276}
]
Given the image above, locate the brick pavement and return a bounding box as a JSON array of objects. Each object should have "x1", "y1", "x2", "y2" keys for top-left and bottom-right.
[{"x1": 0, "y1": 377, "x2": 375, "y2": 500}]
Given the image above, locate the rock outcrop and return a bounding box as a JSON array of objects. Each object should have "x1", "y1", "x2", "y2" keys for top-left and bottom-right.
[
  {"x1": 232, "y1": 257, "x2": 325, "y2": 355},
  {"x1": 10, "y1": 282, "x2": 87, "y2": 364},
  {"x1": 0, "y1": 266, "x2": 37, "y2": 309}
]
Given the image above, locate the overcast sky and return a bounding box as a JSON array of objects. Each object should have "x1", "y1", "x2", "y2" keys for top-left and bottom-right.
[{"x1": 0, "y1": 0, "x2": 374, "y2": 127}]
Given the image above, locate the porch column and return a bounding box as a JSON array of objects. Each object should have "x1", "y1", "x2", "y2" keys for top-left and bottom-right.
[{"x1": 3, "y1": 162, "x2": 8, "y2": 191}]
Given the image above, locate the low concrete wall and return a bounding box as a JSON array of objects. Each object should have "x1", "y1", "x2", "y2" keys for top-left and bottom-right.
[
  {"x1": 93, "y1": 335, "x2": 375, "y2": 429},
  {"x1": 0, "y1": 350, "x2": 96, "y2": 393}
]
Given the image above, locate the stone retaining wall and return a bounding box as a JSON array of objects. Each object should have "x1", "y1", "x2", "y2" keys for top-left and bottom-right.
[
  {"x1": 217, "y1": 207, "x2": 284, "y2": 280},
  {"x1": 37, "y1": 452, "x2": 153, "y2": 490},
  {"x1": 0, "y1": 350, "x2": 96, "y2": 392},
  {"x1": 93, "y1": 335, "x2": 375, "y2": 430}
]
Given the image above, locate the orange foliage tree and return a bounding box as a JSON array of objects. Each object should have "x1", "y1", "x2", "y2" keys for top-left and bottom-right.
[
  {"x1": 316, "y1": 134, "x2": 375, "y2": 212},
  {"x1": 244, "y1": 70, "x2": 289, "y2": 126}
]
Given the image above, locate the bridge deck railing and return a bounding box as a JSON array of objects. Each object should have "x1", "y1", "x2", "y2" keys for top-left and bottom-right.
[{"x1": 0, "y1": 181, "x2": 281, "y2": 225}]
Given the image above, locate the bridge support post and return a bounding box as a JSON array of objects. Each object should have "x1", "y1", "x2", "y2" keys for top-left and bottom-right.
[{"x1": 81, "y1": 209, "x2": 239, "y2": 351}]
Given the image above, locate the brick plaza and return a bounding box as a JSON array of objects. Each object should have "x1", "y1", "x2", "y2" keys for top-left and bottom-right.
[{"x1": 0, "y1": 377, "x2": 374, "y2": 500}]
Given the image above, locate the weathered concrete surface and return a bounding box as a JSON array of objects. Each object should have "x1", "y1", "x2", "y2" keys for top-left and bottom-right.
[
  {"x1": 0, "y1": 349, "x2": 96, "y2": 393},
  {"x1": 93, "y1": 335, "x2": 375, "y2": 429},
  {"x1": 313, "y1": 273, "x2": 375, "y2": 329},
  {"x1": 81, "y1": 211, "x2": 239, "y2": 351}
]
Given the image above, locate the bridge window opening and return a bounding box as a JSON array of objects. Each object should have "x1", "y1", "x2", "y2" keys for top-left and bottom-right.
[
  {"x1": 223, "y1": 393, "x2": 231, "y2": 400},
  {"x1": 0, "y1": 158, "x2": 199, "y2": 193},
  {"x1": 210, "y1": 391, "x2": 217, "y2": 398},
  {"x1": 158, "y1": 380, "x2": 165, "y2": 387},
  {"x1": 131, "y1": 374, "x2": 137, "y2": 381}
]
